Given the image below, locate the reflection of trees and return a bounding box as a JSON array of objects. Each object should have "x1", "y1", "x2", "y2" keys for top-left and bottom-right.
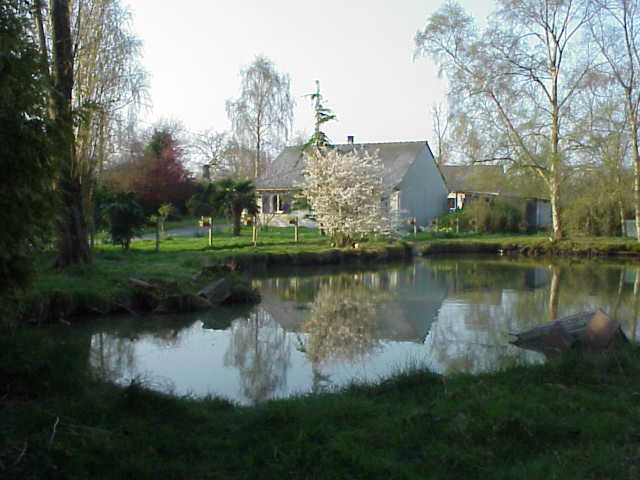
[
  {"x1": 89, "y1": 333, "x2": 135, "y2": 381},
  {"x1": 548, "y1": 265, "x2": 560, "y2": 321},
  {"x1": 88, "y1": 316, "x2": 199, "y2": 383},
  {"x1": 633, "y1": 269, "x2": 640, "y2": 340},
  {"x1": 224, "y1": 309, "x2": 291, "y2": 404},
  {"x1": 301, "y1": 280, "x2": 387, "y2": 364}
]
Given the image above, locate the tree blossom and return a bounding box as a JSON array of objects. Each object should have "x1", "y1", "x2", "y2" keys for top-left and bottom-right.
[{"x1": 302, "y1": 146, "x2": 401, "y2": 245}]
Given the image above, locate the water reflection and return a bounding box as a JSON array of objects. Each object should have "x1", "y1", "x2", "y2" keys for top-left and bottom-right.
[
  {"x1": 301, "y1": 279, "x2": 387, "y2": 363},
  {"x1": 224, "y1": 310, "x2": 292, "y2": 404},
  {"x1": 82, "y1": 257, "x2": 640, "y2": 404}
]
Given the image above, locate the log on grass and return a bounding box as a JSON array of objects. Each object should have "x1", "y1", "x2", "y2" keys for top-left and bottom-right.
[{"x1": 511, "y1": 309, "x2": 628, "y2": 355}]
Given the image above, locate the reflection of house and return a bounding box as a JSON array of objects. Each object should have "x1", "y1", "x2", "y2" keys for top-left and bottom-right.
[
  {"x1": 254, "y1": 138, "x2": 448, "y2": 227},
  {"x1": 440, "y1": 164, "x2": 551, "y2": 231},
  {"x1": 253, "y1": 264, "x2": 447, "y2": 344}
]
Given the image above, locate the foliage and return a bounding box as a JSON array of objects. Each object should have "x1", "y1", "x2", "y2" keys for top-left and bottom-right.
[
  {"x1": 188, "y1": 179, "x2": 258, "y2": 236},
  {"x1": 305, "y1": 80, "x2": 336, "y2": 148},
  {"x1": 303, "y1": 147, "x2": 399, "y2": 247},
  {"x1": 226, "y1": 56, "x2": 294, "y2": 178},
  {"x1": 105, "y1": 191, "x2": 146, "y2": 249},
  {"x1": 0, "y1": 1, "x2": 54, "y2": 321},
  {"x1": 435, "y1": 197, "x2": 523, "y2": 235},
  {"x1": 156, "y1": 203, "x2": 174, "y2": 233},
  {"x1": 562, "y1": 168, "x2": 632, "y2": 237},
  {"x1": 130, "y1": 129, "x2": 196, "y2": 214},
  {"x1": 92, "y1": 183, "x2": 115, "y2": 237},
  {"x1": 290, "y1": 193, "x2": 311, "y2": 211},
  {"x1": 464, "y1": 197, "x2": 524, "y2": 234}
]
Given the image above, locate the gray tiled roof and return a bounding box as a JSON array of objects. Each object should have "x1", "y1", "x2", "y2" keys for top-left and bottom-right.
[
  {"x1": 439, "y1": 165, "x2": 506, "y2": 193},
  {"x1": 255, "y1": 141, "x2": 429, "y2": 190}
]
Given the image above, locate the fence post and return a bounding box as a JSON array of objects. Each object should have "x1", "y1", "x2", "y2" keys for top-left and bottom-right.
[
  {"x1": 155, "y1": 220, "x2": 160, "y2": 252},
  {"x1": 252, "y1": 217, "x2": 258, "y2": 246}
]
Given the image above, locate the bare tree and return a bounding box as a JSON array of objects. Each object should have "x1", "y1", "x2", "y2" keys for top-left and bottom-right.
[
  {"x1": 190, "y1": 129, "x2": 233, "y2": 179},
  {"x1": 589, "y1": 0, "x2": 640, "y2": 239},
  {"x1": 226, "y1": 56, "x2": 294, "y2": 178},
  {"x1": 416, "y1": 0, "x2": 593, "y2": 240},
  {"x1": 431, "y1": 101, "x2": 451, "y2": 165}
]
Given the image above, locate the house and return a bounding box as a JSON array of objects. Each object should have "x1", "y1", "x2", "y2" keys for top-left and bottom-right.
[
  {"x1": 254, "y1": 138, "x2": 449, "y2": 228},
  {"x1": 439, "y1": 164, "x2": 551, "y2": 231}
]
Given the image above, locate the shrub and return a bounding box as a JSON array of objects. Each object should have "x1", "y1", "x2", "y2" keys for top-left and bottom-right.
[{"x1": 106, "y1": 191, "x2": 146, "y2": 249}]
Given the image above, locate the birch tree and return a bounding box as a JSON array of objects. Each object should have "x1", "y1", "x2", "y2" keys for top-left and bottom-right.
[
  {"x1": 226, "y1": 56, "x2": 294, "y2": 178},
  {"x1": 416, "y1": 0, "x2": 593, "y2": 240},
  {"x1": 589, "y1": 0, "x2": 640, "y2": 239}
]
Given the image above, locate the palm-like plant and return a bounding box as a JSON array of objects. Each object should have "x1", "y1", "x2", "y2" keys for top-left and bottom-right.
[{"x1": 188, "y1": 179, "x2": 258, "y2": 236}]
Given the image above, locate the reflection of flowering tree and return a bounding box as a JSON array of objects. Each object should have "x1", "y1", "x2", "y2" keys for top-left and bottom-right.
[
  {"x1": 224, "y1": 309, "x2": 291, "y2": 404},
  {"x1": 301, "y1": 281, "x2": 387, "y2": 364}
]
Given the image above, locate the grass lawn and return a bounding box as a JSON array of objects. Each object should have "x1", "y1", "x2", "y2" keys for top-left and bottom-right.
[
  {"x1": 1, "y1": 327, "x2": 639, "y2": 479},
  {"x1": 31, "y1": 226, "x2": 330, "y2": 299}
]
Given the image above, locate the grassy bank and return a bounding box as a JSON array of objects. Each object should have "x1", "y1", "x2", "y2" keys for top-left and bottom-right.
[
  {"x1": 33, "y1": 229, "x2": 640, "y2": 301},
  {"x1": 22, "y1": 227, "x2": 413, "y2": 323},
  {"x1": 20, "y1": 229, "x2": 640, "y2": 323},
  {"x1": 1, "y1": 327, "x2": 639, "y2": 479},
  {"x1": 409, "y1": 232, "x2": 640, "y2": 257}
]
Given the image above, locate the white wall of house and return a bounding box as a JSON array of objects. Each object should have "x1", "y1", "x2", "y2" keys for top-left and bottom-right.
[{"x1": 397, "y1": 146, "x2": 448, "y2": 226}]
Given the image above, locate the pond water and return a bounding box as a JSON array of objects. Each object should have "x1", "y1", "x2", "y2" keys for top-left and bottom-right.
[{"x1": 76, "y1": 255, "x2": 640, "y2": 405}]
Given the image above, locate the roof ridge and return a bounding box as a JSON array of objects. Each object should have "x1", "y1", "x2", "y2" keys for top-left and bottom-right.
[{"x1": 285, "y1": 140, "x2": 427, "y2": 148}]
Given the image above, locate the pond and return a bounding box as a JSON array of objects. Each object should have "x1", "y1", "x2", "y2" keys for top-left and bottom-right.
[{"x1": 76, "y1": 255, "x2": 640, "y2": 405}]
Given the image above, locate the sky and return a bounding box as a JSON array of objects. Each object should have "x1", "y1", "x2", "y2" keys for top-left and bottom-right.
[{"x1": 124, "y1": 0, "x2": 496, "y2": 146}]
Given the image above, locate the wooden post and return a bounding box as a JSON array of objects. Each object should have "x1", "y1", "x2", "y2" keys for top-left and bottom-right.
[
  {"x1": 155, "y1": 220, "x2": 160, "y2": 252},
  {"x1": 413, "y1": 217, "x2": 417, "y2": 238},
  {"x1": 208, "y1": 217, "x2": 213, "y2": 247},
  {"x1": 456, "y1": 216, "x2": 460, "y2": 233},
  {"x1": 295, "y1": 224, "x2": 299, "y2": 243},
  {"x1": 252, "y1": 217, "x2": 257, "y2": 246}
]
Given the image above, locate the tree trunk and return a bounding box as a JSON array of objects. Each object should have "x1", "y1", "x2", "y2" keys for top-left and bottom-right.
[
  {"x1": 549, "y1": 67, "x2": 563, "y2": 241},
  {"x1": 548, "y1": 174, "x2": 562, "y2": 241},
  {"x1": 50, "y1": 0, "x2": 91, "y2": 267},
  {"x1": 630, "y1": 106, "x2": 640, "y2": 241},
  {"x1": 231, "y1": 204, "x2": 241, "y2": 236},
  {"x1": 619, "y1": 199, "x2": 627, "y2": 238}
]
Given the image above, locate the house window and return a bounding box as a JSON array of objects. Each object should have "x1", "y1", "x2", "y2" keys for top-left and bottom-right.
[
  {"x1": 269, "y1": 194, "x2": 289, "y2": 213},
  {"x1": 448, "y1": 198, "x2": 456, "y2": 211}
]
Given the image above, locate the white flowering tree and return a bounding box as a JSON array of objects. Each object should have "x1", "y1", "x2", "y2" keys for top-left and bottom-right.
[{"x1": 303, "y1": 147, "x2": 400, "y2": 246}]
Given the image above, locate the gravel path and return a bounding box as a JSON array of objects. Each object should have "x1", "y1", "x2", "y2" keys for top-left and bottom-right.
[{"x1": 138, "y1": 224, "x2": 228, "y2": 240}]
